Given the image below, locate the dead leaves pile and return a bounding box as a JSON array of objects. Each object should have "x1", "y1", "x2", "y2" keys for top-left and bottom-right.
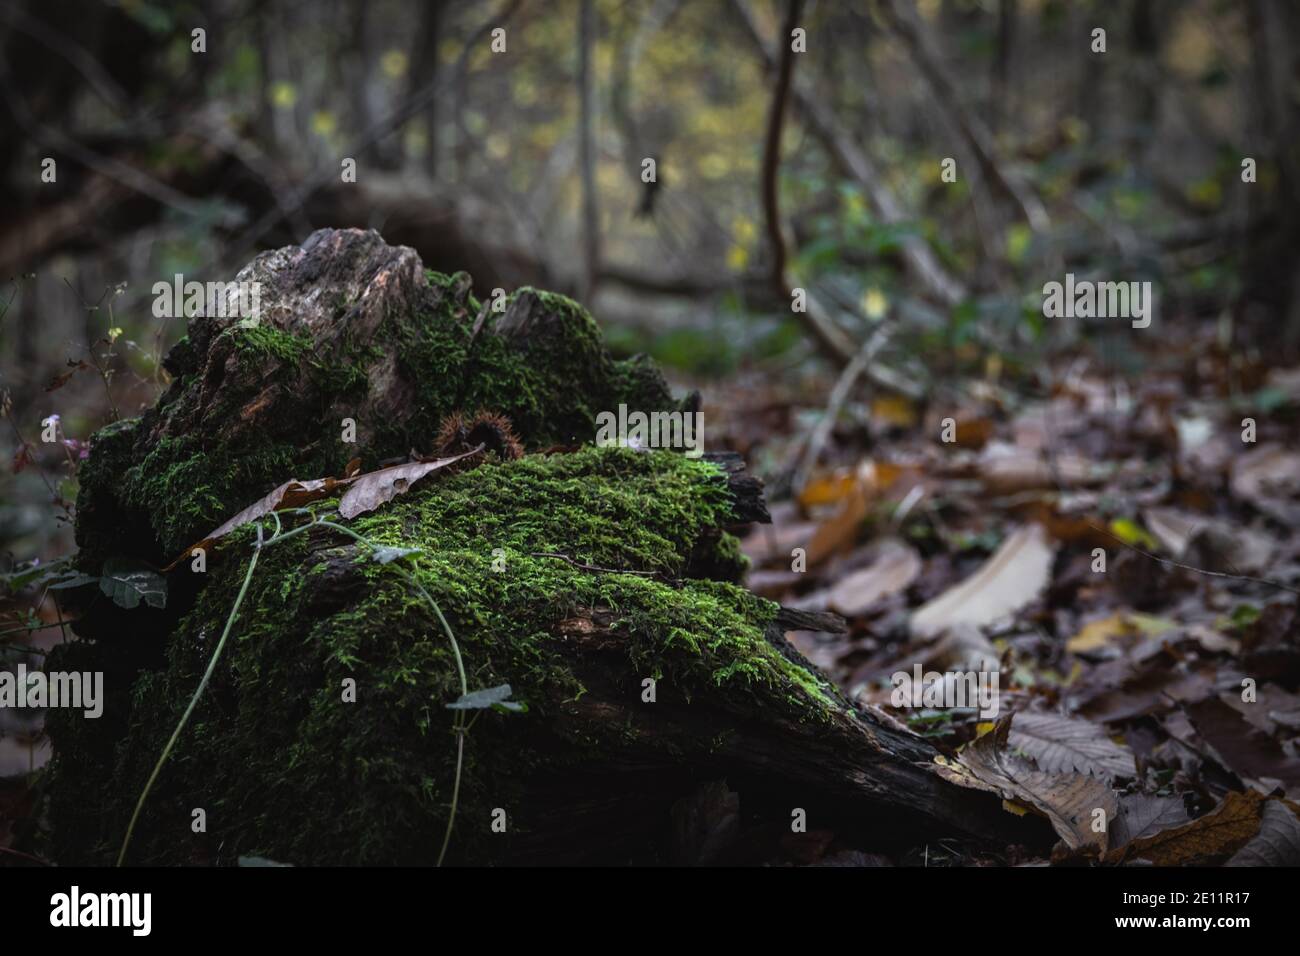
[{"x1": 737, "y1": 345, "x2": 1300, "y2": 865}]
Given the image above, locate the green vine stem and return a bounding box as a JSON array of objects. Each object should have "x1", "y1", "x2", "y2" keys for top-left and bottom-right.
[
  {"x1": 117, "y1": 512, "x2": 471, "y2": 867},
  {"x1": 116, "y1": 523, "x2": 264, "y2": 866}
]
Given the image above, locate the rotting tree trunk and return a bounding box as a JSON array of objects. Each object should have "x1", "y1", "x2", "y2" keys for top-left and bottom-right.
[{"x1": 43, "y1": 229, "x2": 1042, "y2": 865}]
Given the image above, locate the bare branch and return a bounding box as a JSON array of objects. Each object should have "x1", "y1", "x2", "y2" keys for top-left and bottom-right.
[
  {"x1": 760, "y1": 0, "x2": 858, "y2": 365},
  {"x1": 734, "y1": 0, "x2": 967, "y2": 307}
]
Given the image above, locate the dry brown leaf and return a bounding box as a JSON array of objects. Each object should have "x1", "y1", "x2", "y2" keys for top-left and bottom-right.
[
  {"x1": 168, "y1": 474, "x2": 350, "y2": 569},
  {"x1": 979, "y1": 444, "x2": 1096, "y2": 494},
  {"x1": 741, "y1": 519, "x2": 819, "y2": 565},
  {"x1": 1143, "y1": 506, "x2": 1275, "y2": 573},
  {"x1": 1066, "y1": 612, "x2": 1135, "y2": 655},
  {"x1": 804, "y1": 484, "x2": 869, "y2": 567},
  {"x1": 1142, "y1": 506, "x2": 1198, "y2": 556},
  {"x1": 1008, "y1": 712, "x2": 1137, "y2": 781},
  {"x1": 1107, "y1": 793, "x2": 1192, "y2": 851},
  {"x1": 798, "y1": 472, "x2": 859, "y2": 508},
  {"x1": 934, "y1": 715, "x2": 1117, "y2": 850},
  {"x1": 1111, "y1": 790, "x2": 1266, "y2": 865},
  {"x1": 1225, "y1": 800, "x2": 1300, "y2": 866},
  {"x1": 1185, "y1": 696, "x2": 1300, "y2": 795},
  {"x1": 824, "y1": 539, "x2": 921, "y2": 616},
  {"x1": 871, "y1": 394, "x2": 918, "y2": 429},
  {"x1": 952, "y1": 416, "x2": 994, "y2": 449},
  {"x1": 1073, "y1": 660, "x2": 1215, "y2": 723},
  {"x1": 1232, "y1": 445, "x2": 1300, "y2": 502},
  {"x1": 338, "y1": 445, "x2": 482, "y2": 519},
  {"x1": 211, "y1": 478, "x2": 337, "y2": 539},
  {"x1": 799, "y1": 461, "x2": 904, "y2": 509},
  {"x1": 1231, "y1": 446, "x2": 1300, "y2": 524},
  {"x1": 910, "y1": 523, "x2": 1056, "y2": 639}
]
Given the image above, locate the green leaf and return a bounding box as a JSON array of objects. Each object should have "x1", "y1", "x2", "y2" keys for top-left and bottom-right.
[
  {"x1": 372, "y1": 546, "x2": 422, "y2": 564},
  {"x1": 1, "y1": 555, "x2": 73, "y2": 593},
  {"x1": 99, "y1": 559, "x2": 167, "y2": 610},
  {"x1": 446, "y1": 683, "x2": 523, "y2": 712},
  {"x1": 237, "y1": 855, "x2": 293, "y2": 867}
]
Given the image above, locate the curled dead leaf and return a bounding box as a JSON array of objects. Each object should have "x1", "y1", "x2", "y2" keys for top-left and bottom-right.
[
  {"x1": 1225, "y1": 801, "x2": 1300, "y2": 866},
  {"x1": 824, "y1": 539, "x2": 921, "y2": 617},
  {"x1": 1108, "y1": 790, "x2": 1267, "y2": 866},
  {"x1": 167, "y1": 474, "x2": 352, "y2": 570},
  {"x1": 910, "y1": 523, "x2": 1056, "y2": 639},
  {"x1": 338, "y1": 444, "x2": 483, "y2": 519},
  {"x1": 934, "y1": 714, "x2": 1117, "y2": 851}
]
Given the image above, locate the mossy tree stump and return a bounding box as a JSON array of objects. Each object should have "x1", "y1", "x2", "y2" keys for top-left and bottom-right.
[{"x1": 45, "y1": 229, "x2": 1037, "y2": 865}]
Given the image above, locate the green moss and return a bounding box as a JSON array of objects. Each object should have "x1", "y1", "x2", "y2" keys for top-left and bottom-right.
[
  {"x1": 53, "y1": 261, "x2": 827, "y2": 865},
  {"x1": 117, "y1": 435, "x2": 300, "y2": 558},
  {"x1": 45, "y1": 447, "x2": 839, "y2": 865},
  {"x1": 77, "y1": 270, "x2": 683, "y2": 567},
  {"x1": 387, "y1": 281, "x2": 680, "y2": 453},
  {"x1": 72, "y1": 417, "x2": 143, "y2": 566},
  {"x1": 226, "y1": 324, "x2": 313, "y2": 364}
]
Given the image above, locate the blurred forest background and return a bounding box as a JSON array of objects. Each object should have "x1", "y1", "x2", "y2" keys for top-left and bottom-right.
[{"x1": 4, "y1": 0, "x2": 1300, "y2": 832}]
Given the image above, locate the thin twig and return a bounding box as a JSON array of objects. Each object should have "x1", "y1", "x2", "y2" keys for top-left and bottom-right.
[
  {"x1": 0, "y1": 844, "x2": 52, "y2": 866},
  {"x1": 529, "y1": 552, "x2": 663, "y2": 577},
  {"x1": 792, "y1": 324, "x2": 892, "y2": 493},
  {"x1": 1087, "y1": 520, "x2": 1300, "y2": 596}
]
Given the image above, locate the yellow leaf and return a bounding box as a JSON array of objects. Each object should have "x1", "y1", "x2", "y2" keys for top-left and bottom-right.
[
  {"x1": 798, "y1": 471, "x2": 858, "y2": 508},
  {"x1": 699, "y1": 153, "x2": 728, "y2": 179},
  {"x1": 1006, "y1": 223, "x2": 1032, "y2": 264},
  {"x1": 1128, "y1": 613, "x2": 1176, "y2": 637},
  {"x1": 1001, "y1": 799, "x2": 1031, "y2": 816},
  {"x1": 862, "y1": 287, "x2": 888, "y2": 320},
  {"x1": 270, "y1": 82, "x2": 297, "y2": 109},
  {"x1": 871, "y1": 394, "x2": 917, "y2": 428},
  {"x1": 311, "y1": 111, "x2": 336, "y2": 137},
  {"x1": 381, "y1": 50, "x2": 409, "y2": 80},
  {"x1": 731, "y1": 215, "x2": 757, "y2": 244},
  {"x1": 1067, "y1": 612, "x2": 1134, "y2": 654},
  {"x1": 1109, "y1": 517, "x2": 1158, "y2": 550},
  {"x1": 726, "y1": 245, "x2": 749, "y2": 271}
]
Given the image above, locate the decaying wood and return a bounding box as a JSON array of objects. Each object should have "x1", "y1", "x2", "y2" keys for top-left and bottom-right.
[{"x1": 47, "y1": 229, "x2": 1045, "y2": 865}]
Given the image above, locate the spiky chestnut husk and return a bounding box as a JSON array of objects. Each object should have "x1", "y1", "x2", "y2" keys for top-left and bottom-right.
[{"x1": 435, "y1": 410, "x2": 524, "y2": 462}]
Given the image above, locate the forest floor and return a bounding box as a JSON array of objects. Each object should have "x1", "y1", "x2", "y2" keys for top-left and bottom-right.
[
  {"x1": 3, "y1": 302, "x2": 1300, "y2": 866},
  {"x1": 686, "y1": 324, "x2": 1300, "y2": 865}
]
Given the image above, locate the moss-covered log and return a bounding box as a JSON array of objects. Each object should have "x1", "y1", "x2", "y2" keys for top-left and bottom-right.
[{"x1": 43, "y1": 229, "x2": 1038, "y2": 865}]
